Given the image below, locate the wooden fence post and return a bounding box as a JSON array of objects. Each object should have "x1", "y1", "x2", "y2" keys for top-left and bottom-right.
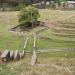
[
  {"x1": 31, "y1": 34, "x2": 37, "y2": 65},
  {"x1": 23, "y1": 34, "x2": 29, "y2": 50}
]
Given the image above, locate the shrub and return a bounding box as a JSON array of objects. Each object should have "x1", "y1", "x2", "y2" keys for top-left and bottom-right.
[{"x1": 19, "y1": 5, "x2": 39, "y2": 27}]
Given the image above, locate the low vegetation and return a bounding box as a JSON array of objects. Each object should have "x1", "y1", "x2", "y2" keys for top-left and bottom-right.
[
  {"x1": 0, "y1": 9, "x2": 75, "y2": 50},
  {"x1": 0, "y1": 51, "x2": 75, "y2": 75},
  {"x1": 0, "y1": 9, "x2": 75, "y2": 75},
  {"x1": 19, "y1": 5, "x2": 39, "y2": 27}
]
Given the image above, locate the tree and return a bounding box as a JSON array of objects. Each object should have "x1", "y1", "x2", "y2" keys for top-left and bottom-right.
[
  {"x1": 53, "y1": 0, "x2": 67, "y2": 8},
  {"x1": 62, "y1": 0, "x2": 67, "y2": 8},
  {"x1": 19, "y1": 5, "x2": 39, "y2": 28}
]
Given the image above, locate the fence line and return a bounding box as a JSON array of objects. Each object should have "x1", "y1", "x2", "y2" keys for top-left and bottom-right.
[{"x1": 24, "y1": 48, "x2": 75, "y2": 53}]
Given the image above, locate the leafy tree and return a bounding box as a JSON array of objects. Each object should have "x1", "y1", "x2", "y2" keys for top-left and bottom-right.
[
  {"x1": 19, "y1": 5, "x2": 39, "y2": 27},
  {"x1": 53, "y1": 0, "x2": 67, "y2": 8}
]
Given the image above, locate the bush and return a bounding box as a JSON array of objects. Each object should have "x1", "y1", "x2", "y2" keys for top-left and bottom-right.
[{"x1": 19, "y1": 5, "x2": 39, "y2": 27}]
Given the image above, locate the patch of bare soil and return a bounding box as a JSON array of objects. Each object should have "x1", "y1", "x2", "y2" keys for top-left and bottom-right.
[{"x1": 10, "y1": 21, "x2": 45, "y2": 32}]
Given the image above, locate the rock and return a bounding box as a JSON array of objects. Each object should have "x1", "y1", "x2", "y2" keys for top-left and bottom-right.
[
  {"x1": 10, "y1": 51, "x2": 14, "y2": 60},
  {"x1": 20, "y1": 51, "x2": 25, "y2": 59},
  {"x1": 14, "y1": 51, "x2": 20, "y2": 60},
  {"x1": 1, "y1": 50, "x2": 10, "y2": 62}
]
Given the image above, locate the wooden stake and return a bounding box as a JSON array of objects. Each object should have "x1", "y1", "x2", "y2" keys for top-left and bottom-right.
[
  {"x1": 31, "y1": 34, "x2": 37, "y2": 65},
  {"x1": 23, "y1": 34, "x2": 28, "y2": 50}
]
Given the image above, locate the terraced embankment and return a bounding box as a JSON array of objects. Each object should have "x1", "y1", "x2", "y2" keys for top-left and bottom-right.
[
  {"x1": 51, "y1": 17, "x2": 75, "y2": 42},
  {"x1": 37, "y1": 15, "x2": 75, "y2": 48}
]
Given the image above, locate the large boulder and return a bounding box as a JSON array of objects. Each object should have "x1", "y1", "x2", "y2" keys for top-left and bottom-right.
[
  {"x1": 14, "y1": 51, "x2": 20, "y2": 60},
  {"x1": 1, "y1": 50, "x2": 10, "y2": 62},
  {"x1": 20, "y1": 51, "x2": 25, "y2": 59},
  {"x1": 10, "y1": 51, "x2": 14, "y2": 60}
]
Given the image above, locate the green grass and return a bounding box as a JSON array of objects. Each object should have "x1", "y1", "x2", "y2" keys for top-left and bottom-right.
[
  {"x1": 0, "y1": 10, "x2": 75, "y2": 50},
  {"x1": 0, "y1": 9, "x2": 75, "y2": 75},
  {"x1": 37, "y1": 9, "x2": 75, "y2": 49},
  {"x1": 36, "y1": 28, "x2": 75, "y2": 49},
  {"x1": 0, "y1": 51, "x2": 75, "y2": 75},
  {"x1": 39, "y1": 9, "x2": 75, "y2": 21},
  {"x1": 38, "y1": 50, "x2": 75, "y2": 58},
  {"x1": 0, "y1": 12, "x2": 24, "y2": 50}
]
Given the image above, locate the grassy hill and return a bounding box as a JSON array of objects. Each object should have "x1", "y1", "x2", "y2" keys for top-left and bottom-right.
[
  {"x1": 0, "y1": 9, "x2": 75, "y2": 50},
  {"x1": 0, "y1": 9, "x2": 75, "y2": 75}
]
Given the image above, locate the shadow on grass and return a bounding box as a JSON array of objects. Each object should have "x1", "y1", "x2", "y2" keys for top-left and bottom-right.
[{"x1": 10, "y1": 21, "x2": 45, "y2": 32}]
